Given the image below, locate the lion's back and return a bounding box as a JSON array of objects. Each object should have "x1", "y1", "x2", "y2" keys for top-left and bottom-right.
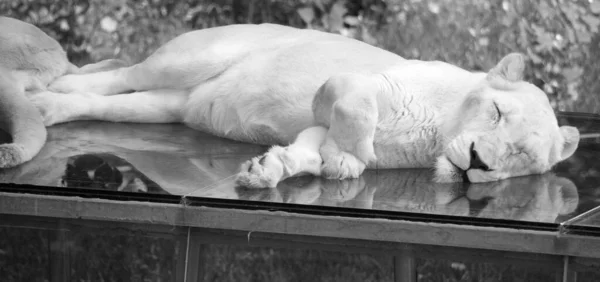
[{"x1": 182, "y1": 24, "x2": 407, "y2": 144}]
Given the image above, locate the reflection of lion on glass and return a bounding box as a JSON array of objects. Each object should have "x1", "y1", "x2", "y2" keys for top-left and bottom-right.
[
  {"x1": 235, "y1": 170, "x2": 579, "y2": 223},
  {"x1": 0, "y1": 122, "x2": 256, "y2": 195},
  {"x1": 0, "y1": 16, "x2": 579, "y2": 189},
  {"x1": 0, "y1": 121, "x2": 579, "y2": 223},
  {"x1": 62, "y1": 154, "x2": 164, "y2": 193}
]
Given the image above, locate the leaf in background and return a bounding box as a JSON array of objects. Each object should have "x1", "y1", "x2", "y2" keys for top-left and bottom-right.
[
  {"x1": 360, "y1": 27, "x2": 378, "y2": 46},
  {"x1": 100, "y1": 16, "x2": 118, "y2": 33},
  {"x1": 344, "y1": 15, "x2": 360, "y2": 26},
  {"x1": 296, "y1": 6, "x2": 315, "y2": 26},
  {"x1": 527, "y1": 48, "x2": 543, "y2": 64},
  {"x1": 518, "y1": 20, "x2": 529, "y2": 47},
  {"x1": 591, "y1": 1, "x2": 600, "y2": 14},
  {"x1": 564, "y1": 66, "x2": 584, "y2": 83},
  {"x1": 478, "y1": 37, "x2": 489, "y2": 46},
  {"x1": 312, "y1": 0, "x2": 326, "y2": 12},
  {"x1": 538, "y1": 1, "x2": 552, "y2": 19},
  {"x1": 582, "y1": 15, "x2": 600, "y2": 33},
  {"x1": 427, "y1": 2, "x2": 440, "y2": 14},
  {"x1": 531, "y1": 24, "x2": 555, "y2": 51},
  {"x1": 566, "y1": 28, "x2": 576, "y2": 43},
  {"x1": 576, "y1": 28, "x2": 593, "y2": 43},
  {"x1": 324, "y1": 0, "x2": 347, "y2": 32}
]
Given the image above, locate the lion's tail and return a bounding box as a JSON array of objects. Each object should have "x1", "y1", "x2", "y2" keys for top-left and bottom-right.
[{"x1": 0, "y1": 71, "x2": 47, "y2": 168}]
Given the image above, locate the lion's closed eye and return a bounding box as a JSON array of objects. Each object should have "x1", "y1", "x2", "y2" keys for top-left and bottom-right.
[{"x1": 491, "y1": 102, "x2": 502, "y2": 124}]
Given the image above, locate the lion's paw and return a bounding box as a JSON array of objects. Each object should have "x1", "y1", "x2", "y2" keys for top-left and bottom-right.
[
  {"x1": 0, "y1": 143, "x2": 26, "y2": 168},
  {"x1": 235, "y1": 146, "x2": 294, "y2": 189},
  {"x1": 321, "y1": 151, "x2": 366, "y2": 180}
]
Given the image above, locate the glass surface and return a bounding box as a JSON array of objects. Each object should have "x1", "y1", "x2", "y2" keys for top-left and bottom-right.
[
  {"x1": 1, "y1": 113, "x2": 600, "y2": 227},
  {"x1": 575, "y1": 272, "x2": 600, "y2": 282},
  {"x1": 193, "y1": 244, "x2": 394, "y2": 282},
  {"x1": 554, "y1": 114, "x2": 600, "y2": 229},
  {"x1": 416, "y1": 258, "x2": 560, "y2": 282},
  {"x1": 0, "y1": 121, "x2": 264, "y2": 195},
  {"x1": 0, "y1": 216, "x2": 187, "y2": 282},
  {"x1": 0, "y1": 225, "x2": 50, "y2": 282},
  {"x1": 0, "y1": 215, "x2": 569, "y2": 282},
  {"x1": 566, "y1": 211, "x2": 600, "y2": 229},
  {"x1": 568, "y1": 257, "x2": 600, "y2": 282}
]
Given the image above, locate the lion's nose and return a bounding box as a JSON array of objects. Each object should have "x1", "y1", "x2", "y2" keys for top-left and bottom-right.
[{"x1": 469, "y1": 142, "x2": 491, "y2": 171}]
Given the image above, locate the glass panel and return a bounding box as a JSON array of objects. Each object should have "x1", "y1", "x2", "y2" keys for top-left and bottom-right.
[
  {"x1": 561, "y1": 206, "x2": 600, "y2": 230},
  {"x1": 193, "y1": 169, "x2": 580, "y2": 224},
  {"x1": 68, "y1": 226, "x2": 185, "y2": 281},
  {"x1": 0, "y1": 215, "x2": 187, "y2": 282},
  {"x1": 185, "y1": 228, "x2": 563, "y2": 282},
  {"x1": 192, "y1": 244, "x2": 394, "y2": 282},
  {"x1": 575, "y1": 272, "x2": 600, "y2": 282},
  {"x1": 568, "y1": 257, "x2": 600, "y2": 282},
  {"x1": 567, "y1": 212, "x2": 600, "y2": 228},
  {"x1": 554, "y1": 114, "x2": 600, "y2": 230},
  {"x1": 416, "y1": 257, "x2": 561, "y2": 282},
  {"x1": 0, "y1": 225, "x2": 50, "y2": 282}
]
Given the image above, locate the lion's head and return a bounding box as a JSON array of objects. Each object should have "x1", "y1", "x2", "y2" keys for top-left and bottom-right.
[{"x1": 435, "y1": 53, "x2": 580, "y2": 183}]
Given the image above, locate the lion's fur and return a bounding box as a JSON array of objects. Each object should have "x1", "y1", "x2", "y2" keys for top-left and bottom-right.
[
  {"x1": 31, "y1": 23, "x2": 580, "y2": 188},
  {"x1": 0, "y1": 16, "x2": 71, "y2": 168},
  {"x1": 0, "y1": 16, "x2": 132, "y2": 168}
]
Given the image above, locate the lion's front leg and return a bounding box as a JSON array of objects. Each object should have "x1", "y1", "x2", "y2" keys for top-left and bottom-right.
[
  {"x1": 314, "y1": 74, "x2": 379, "y2": 179},
  {"x1": 235, "y1": 73, "x2": 381, "y2": 188},
  {"x1": 319, "y1": 92, "x2": 378, "y2": 179},
  {"x1": 235, "y1": 126, "x2": 327, "y2": 189}
]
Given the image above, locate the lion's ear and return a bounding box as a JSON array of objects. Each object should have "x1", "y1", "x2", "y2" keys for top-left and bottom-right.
[
  {"x1": 488, "y1": 53, "x2": 525, "y2": 82},
  {"x1": 559, "y1": 126, "x2": 580, "y2": 161}
]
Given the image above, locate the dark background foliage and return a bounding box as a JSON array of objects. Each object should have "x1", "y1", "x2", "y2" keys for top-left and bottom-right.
[{"x1": 1, "y1": 0, "x2": 600, "y2": 112}]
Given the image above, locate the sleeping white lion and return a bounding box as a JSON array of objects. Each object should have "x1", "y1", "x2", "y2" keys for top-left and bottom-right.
[
  {"x1": 32, "y1": 23, "x2": 580, "y2": 189},
  {"x1": 0, "y1": 16, "x2": 126, "y2": 169}
]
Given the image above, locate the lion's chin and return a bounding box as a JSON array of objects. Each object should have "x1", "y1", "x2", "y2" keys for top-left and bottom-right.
[{"x1": 433, "y1": 155, "x2": 468, "y2": 183}]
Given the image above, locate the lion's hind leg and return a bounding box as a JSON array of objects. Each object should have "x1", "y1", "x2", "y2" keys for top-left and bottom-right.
[
  {"x1": 235, "y1": 126, "x2": 327, "y2": 189},
  {"x1": 31, "y1": 89, "x2": 188, "y2": 126}
]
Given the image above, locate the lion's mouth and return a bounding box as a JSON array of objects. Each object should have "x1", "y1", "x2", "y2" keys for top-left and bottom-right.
[{"x1": 447, "y1": 158, "x2": 470, "y2": 183}]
